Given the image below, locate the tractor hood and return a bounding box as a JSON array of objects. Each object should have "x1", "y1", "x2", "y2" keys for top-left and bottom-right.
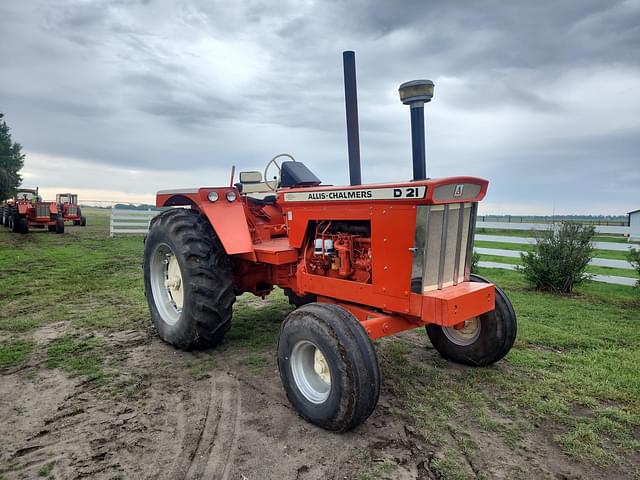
[{"x1": 277, "y1": 176, "x2": 488, "y2": 206}]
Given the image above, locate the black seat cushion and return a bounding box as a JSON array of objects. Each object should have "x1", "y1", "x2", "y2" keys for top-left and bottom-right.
[{"x1": 280, "y1": 161, "x2": 321, "y2": 188}]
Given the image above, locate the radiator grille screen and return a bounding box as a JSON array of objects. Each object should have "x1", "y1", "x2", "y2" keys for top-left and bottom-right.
[
  {"x1": 36, "y1": 204, "x2": 49, "y2": 217},
  {"x1": 411, "y1": 202, "x2": 477, "y2": 292}
]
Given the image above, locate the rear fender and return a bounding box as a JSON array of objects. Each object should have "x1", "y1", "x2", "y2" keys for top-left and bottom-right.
[{"x1": 157, "y1": 189, "x2": 255, "y2": 256}]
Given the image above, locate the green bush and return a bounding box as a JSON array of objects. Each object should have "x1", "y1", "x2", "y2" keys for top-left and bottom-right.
[
  {"x1": 470, "y1": 250, "x2": 480, "y2": 274},
  {"x1": 519, "y1": 222, "x2": 595, "y2": 293},
  {"x1": 627, "y1": 248, "x2": 640, "y2": 288}
]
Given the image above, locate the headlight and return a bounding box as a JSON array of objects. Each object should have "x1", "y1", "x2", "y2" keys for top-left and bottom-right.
[
  {"x1": 207, "y1": 191, "x2": 219, "y2": 202},
  {"x1": 226, "y1": 191, "x2": 237, "y2": 202}
]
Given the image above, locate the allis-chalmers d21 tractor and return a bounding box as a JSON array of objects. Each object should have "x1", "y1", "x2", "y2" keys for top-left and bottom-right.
[
  {"x1": 56, "y1": 193, "x2": 87, "y2": 226},
  {"x1": 1, "y1": 188, "x2": 64, "y2": 234},
  {"x1": 143, "y1": 52, "x2": 516, "y2": 431}
]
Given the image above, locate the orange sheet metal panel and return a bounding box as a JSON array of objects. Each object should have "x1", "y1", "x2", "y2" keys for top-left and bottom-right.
[
  {"x1": 199, "y1": 200, "x2": 254, "y2": 255},
  {"x1": 421, "y1": 282, "x2": 495, "y2": 327},
  {"x1": 370, "y1": 205, "x2": 417, "y2": 299},
  {"x1": 251, "y1": 238, "x2": 299, "y2": 265},
  {"x1": 299, "y1": 272, "x2": 416, "y2": 315}
]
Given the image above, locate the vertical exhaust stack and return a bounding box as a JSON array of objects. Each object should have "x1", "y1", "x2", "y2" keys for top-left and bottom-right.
[
  {"x1": 342, "y1": 51, "x2": 362, "y2": 186},
  {"x1": 399, "y1": 80, "x2": 435, "y2": 180}
]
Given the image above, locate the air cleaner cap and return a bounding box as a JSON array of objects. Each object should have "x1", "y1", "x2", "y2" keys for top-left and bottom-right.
[{"x1": 399, "y1": 79, "x2": 435, "y2": 105}]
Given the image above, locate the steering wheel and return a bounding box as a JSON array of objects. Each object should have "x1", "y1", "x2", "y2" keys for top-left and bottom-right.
[{"x1": 264, "y1": 153, "x2": 296, "y2": 191}]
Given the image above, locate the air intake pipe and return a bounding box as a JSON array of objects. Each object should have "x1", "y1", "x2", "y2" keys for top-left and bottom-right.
[{"x1": 399, "y1": 80, "x2": 435, "y2": 180}]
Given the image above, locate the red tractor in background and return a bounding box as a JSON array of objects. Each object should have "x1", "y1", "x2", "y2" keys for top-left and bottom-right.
[
  {"x1": 56, "y1": 193, "x2": 87, "y2": 226},
  {"x1": 143, "y1": 52, "x2": 517, "y2": 431},
  {"x1": 1, "y1": 188, "x2": 64, "y2": 234}
]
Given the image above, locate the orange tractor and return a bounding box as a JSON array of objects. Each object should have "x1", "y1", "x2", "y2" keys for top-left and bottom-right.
[
  {"x1": 56, "y1": 193, "x2": 87, "y2": 226},
  {"x1": 1, "y1": 188, "x2": 64, "y2": 234},
  {"x1": 143, "y1": 52, "x2": 516, "y2": 431}
]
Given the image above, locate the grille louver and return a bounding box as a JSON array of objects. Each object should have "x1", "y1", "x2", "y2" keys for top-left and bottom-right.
[
  {"x1": 420, "y1": 202, "x2": 477, "y2": 292},
  {"x1": 36, "y1": 204, "x2": 49, "y2": 217}
]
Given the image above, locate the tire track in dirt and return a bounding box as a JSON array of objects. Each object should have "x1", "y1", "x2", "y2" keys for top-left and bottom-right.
[
  {"x1": 202, "y1": 376, "x2": 241, "y2": 480},
  {"x1": 171, "y1": 373, "x2": 241, "y2": 480}
]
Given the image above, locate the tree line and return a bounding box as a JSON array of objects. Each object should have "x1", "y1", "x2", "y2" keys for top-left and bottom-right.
[{"x1": 0, "y1": 113, "x2": 25, "y2": 201}]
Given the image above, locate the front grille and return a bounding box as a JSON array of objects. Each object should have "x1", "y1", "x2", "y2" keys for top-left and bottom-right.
[
  {"x1": 36, "y1": 204, "x2": 49, "y2": 217},
  {"x1": 67, "y1": 205, "x2": 78, "y2": 216},
  {"x1": 415, "y1": 202, "x2": 477, "y2": 292}
]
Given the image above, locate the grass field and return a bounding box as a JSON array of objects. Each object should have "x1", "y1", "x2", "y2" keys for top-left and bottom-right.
[{"x1": 1, "y1": 208, "x2": 639, "y2": 479}]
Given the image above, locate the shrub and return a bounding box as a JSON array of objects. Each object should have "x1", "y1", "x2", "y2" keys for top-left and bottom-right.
[
  {"x1": 519, "y1": 222, "x2": 595, "y2": 293},
  {"x1": 470, "y1": 250, "x2": 480, "y2": 274},
  {"x1": 627, "y1": 248, "x2": 640, "y2": 288}
]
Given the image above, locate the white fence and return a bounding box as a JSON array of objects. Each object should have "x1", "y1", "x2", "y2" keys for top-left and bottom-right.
[
  {"x1": 477, "y1": 221, "x2": 630, "y2": 235},
  {"x1": 110, "y1": 208, "x2": 161, "y2": 237},
  {"x1": 475, "y1": 227, "x2": 637, "y2": 286}
]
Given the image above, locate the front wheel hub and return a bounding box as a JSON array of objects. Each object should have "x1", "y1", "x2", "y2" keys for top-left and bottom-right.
[{"x1": 443, "y1": 317, "x2": 481, "y2": 346}]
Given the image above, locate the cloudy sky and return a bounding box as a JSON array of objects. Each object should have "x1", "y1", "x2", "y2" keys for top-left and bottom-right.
[{"x1": 1, "y1": 0, "x2": 638, "y2": 214}]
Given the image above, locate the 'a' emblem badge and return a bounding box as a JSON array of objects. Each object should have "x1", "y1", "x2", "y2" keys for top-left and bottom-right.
[{"x1": 453, "y1": 184, "x2": 464, "y2": 197}]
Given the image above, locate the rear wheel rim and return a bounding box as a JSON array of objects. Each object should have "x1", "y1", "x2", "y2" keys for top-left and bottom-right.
[
  {"x1": 150, "y1": 243, "x2": 184, "y2": 326},
  {"x1": 443, "y1": 317, "x2": 481, "y2": 346},
  {"x1": 290, "y1": 340, "x2": 331, "y2": 404}
]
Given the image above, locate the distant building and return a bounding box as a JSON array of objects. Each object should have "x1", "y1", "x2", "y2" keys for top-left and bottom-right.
[{"x1": 629, "y1": 209, "x2": 640, "y2": 242}]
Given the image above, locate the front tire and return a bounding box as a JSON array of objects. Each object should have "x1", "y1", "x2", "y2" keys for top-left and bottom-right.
[
  {"x1": 143, "y1": 208, "x2": 235, "y2": 350},
  {"x1": 80, "y1": 215, "x2": 86, "y2": 226},
  {"x1": 18, "y1": 217, "x2": 29, "y2": 234},
  {"x1": 278, "y1": 303, "x2": 380, "y2": 431},
  {"x1": 426, "y1": 274, "x2": 517, "y2": 366},
  {"x1": 10, "y1": 214, "x2": 19, "y2": 233}
]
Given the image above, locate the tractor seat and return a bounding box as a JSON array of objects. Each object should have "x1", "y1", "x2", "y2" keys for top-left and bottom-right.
[{"x1": 236, "y1": 170, "x2": 273, "y2": 200}]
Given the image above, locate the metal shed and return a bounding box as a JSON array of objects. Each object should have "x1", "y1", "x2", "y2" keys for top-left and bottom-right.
[{"x1": 628, "y1": 209, "x2": 640, "y2": 242}]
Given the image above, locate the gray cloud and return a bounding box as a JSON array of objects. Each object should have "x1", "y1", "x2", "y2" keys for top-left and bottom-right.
[{"x1": 1, "y1": 0, "x2": 639, "y2": 213}]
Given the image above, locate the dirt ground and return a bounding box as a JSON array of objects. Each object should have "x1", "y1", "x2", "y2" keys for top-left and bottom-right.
[
  {"x1": 2, "y1": 320, "x2": 632, "y2": 480},
  {"x1": 1, "y1": 322, "x2": 423, "y2": 480}
]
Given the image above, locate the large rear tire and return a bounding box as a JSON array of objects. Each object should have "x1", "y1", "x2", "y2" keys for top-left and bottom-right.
[
  {"x1": 277, "y1": 303, "x2": 380, "y2": 431},
  {"x1": 55, "y1": 217, "x2": 64, "y2": 234},
  {"x1": 426, "y1": 274, "x2": 517, "y2": 366},
  {"x1": 143, "y1": 208, "x2": 235, "y2": 350}
]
